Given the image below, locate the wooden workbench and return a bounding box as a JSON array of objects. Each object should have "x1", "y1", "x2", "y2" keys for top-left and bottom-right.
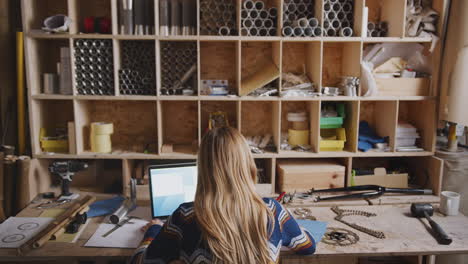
[{"x1": 2, "y1": 197, "x2": 468, "y2": 263}]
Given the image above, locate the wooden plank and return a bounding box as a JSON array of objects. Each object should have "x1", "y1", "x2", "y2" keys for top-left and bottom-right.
[{"x1": 375, "y1": 78, "x2": 431, "y2": 96}]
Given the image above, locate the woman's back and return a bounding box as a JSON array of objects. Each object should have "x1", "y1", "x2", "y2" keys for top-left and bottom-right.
[{"x1": 135, "y1": 198, "x2": 315, "y2": 263}]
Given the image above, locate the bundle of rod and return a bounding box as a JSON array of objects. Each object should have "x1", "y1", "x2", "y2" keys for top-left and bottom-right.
[
  {"x1": 159, "y1": 0, "x2": 197, "y2": 36},
  {"x1": 367, "y1": 21, "x2": 388, "y2": 37},
  {"x1": 200, "y1": 0, "x2": 237, "y2": 36},
  {"x1": 322, "y1": 0, "x2": 354, "y2": 37},
  {"x1": 241, "y1": 0, "x2": 278, "y2": 37},
  {"x1": 119, "y1": 0, "x2": 155, "y2": 35},
  {"x1": 119, "y1": 41, "x2": 156, "y2": 95},
  {"x1": 160, "y1": 42, "x2": 197, "y2": 95},
  {"x1": 74, "y1": 39, "x2": 115, "y2": 96},
  {"x1": 282, "y1": 0, "x2": 323, "y2": 37}
]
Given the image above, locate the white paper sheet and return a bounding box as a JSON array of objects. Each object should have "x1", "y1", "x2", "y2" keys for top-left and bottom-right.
[
  {"x1": 0, "y1": 217, "x2": 54, "y2": 248},
  {"x1": 84, "y1": 218, "x2": 148, "y2": 248}
]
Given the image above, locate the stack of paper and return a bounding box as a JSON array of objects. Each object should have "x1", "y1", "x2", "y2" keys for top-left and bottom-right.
[{"x1": 396, "y1": 122, "x2": 423, "y2": 151}]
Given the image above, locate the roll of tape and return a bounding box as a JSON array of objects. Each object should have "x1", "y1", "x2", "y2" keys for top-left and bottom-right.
[
  {"x1": 288, "y1": 129, "x2": 310, "y2": 147},
  {"x1": 287, "y1": 112, "x2": 307, "y2": 122},
  {"x1": 91, "y1": 134, "x2": 112, "y2": 153},
  {"x1": 91, "y1": 122, "x2": 114, "y2": 135}
]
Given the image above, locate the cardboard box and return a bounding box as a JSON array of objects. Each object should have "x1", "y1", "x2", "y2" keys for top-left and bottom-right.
[
  {"x1": 352, "y1": 168, "x2": 408, "y2": 188},
  {"x1": 375, "y1": 78, "x2": 430, "y2": 96},
  {"x1": 277, "y1": 159, "x2": 345, "y2": 192}
]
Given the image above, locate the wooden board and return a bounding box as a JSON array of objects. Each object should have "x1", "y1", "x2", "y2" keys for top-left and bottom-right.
[
  {"x1": 200, "y1": 41, "x2": 238, "y2": 94},
  {"x1": 161, "y1": 100, "x2": 198, "y2": 146},
  {"x1": 241, "y1": 101, "x2": 275, "y2": 138},
  {"x1": 375, "y1": 78, "x2": 431, "y2": 97},
  {"x1": 282, "y1": 204, "x2": 468, "y2": 258},
  {"x1": 322, "y1": 42, "x2": 361, "y2": 87}
]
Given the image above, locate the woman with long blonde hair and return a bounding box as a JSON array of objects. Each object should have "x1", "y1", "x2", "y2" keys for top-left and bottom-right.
[{"x1": 131, "y1": 127, "x2": 316, "y2": 263}]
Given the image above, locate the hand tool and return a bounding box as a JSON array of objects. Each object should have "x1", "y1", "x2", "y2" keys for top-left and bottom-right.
[
  {"x1": 102, "y1": 216, "x2": 138, "y2": 238},
  {"x1": 411, "y1": 203, "x2": 453, "y2": 245},
  {"x1": 49, "y1": 161, "x2": 88, "y2": 200},
  {"x1": 311, "y1": 185, "x2": 433, "y2": 202}
]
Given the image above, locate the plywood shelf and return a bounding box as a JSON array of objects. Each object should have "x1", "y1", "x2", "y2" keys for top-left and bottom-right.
[{"x1": 22, "y1": 0, "x2": 445, "y2": 199}]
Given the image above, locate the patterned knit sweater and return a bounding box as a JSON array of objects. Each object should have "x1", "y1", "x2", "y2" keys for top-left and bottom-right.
[{"x1": 130, "y1": 198, "x2": 316, "y2": 263}]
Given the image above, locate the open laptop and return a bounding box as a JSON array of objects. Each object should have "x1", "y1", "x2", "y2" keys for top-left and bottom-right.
[{"x1": 148, "y1": 163, "x2": 198, "y2": 218}]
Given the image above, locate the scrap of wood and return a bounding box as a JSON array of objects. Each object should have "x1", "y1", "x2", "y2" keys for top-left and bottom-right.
[
  {"x1": 161, "y1": 144, "x2": 173, "y2": 153},
  {"x1": 240, "y1": 61, "x2": 279, "y2": 96}
]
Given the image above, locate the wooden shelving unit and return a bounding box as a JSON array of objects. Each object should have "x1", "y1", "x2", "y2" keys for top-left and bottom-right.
[{"x1": 22, "y1": 0, "x2": 446, "y2": 197}]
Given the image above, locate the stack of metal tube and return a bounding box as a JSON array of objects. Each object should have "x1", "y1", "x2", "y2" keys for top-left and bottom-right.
[
  {"x1": 367, "y1": 21, "x2": 388, "y2": 37},
  {"x1": 323, "y1": 0, "x2": 354, "y2": 37},
  {"x1": 241, "y1": 0, "x2": 278, "y2": 37},
  {"x1": 200, "y1": 0, "x2": 237, "y2": 36},
  {"x1": 160, "y1": 42, "x2": 197, "y2": 95},
  {"x1": 119, "y1": 41, "x2": 156, "y2": 95},
  {"x1": 282, "y1": 0, "x2": 322, "y2": 37},
  {"x1": 159, "y1": 0, "x2": 197, "y2": 36},
  {"x1": 74, "y1": 39, "x2": 114, "y2": 96},
  {"x1": 119, "y1": 0, "x2": 155, "y2": 35}
]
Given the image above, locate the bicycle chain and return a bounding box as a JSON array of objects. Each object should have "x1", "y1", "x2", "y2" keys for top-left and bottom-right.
[
  {"x1": 331, "y1": 206, "x2": 386, "y2": 239},
  {"x1": 322, "y1": 227, "x2": 359, "y2": 246}
]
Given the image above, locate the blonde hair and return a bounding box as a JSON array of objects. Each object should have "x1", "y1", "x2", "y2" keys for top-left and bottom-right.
[{"x1": 195, "y1": 127, "x2": 274, "y2": 263}]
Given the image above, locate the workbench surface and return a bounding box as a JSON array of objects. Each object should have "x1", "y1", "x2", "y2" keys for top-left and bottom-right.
[{"x1": 2, "y1": 200, "x2": 468, "y2": 262}]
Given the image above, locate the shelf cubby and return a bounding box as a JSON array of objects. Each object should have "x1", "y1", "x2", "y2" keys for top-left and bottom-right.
[
  {"x1": 74, "y1": 100, "x2": 158, "y2": 155},
  {"x1": 350, "y1": 156, "x2": 443, "y2": 195},
  {"x1": 22, "y1": 0, "x2": 69, "y2": 32},
  {"x1": 30, "y1": 100, "x2": 75, "y2": 155},
  {"x1": 281, "y1": 41, "x2": 322, "y2": 91},
  {"x1": 70, "y1": 0, "x2": 113, "y2": 34},
  {"x1": 397, "y1": 100, "x2": 436, "y2": 152},
  {"x1": 200, "y1": 41, "x2": 240, "y2": 95},
  {"x1": 365, "y1": 0, "x2": 406, "y2": 38},
  {"x1": 159, "y1": 101, "x2": 199, "y2": 155},
  {"x1": 320, "y1": 101, "x2": 359, "y2": 153},
  {"x1": 358, "y1": 100, "x2": 398, "y2": 152},
  {"x1": 159, "y1": 41, "x2": 198, "y2": 96},
  {"x1": 200, "y1": 101, "x2": 239, "y2": 135},
  {"x1": 281, "y1": 100, "x2": 320, "y2": 153},
  {"x1": 118, "y1": 40, "x2": 157, "y2": 96},
  {"x1": 255, "y1": 158, "x2": 275, "y2": 196},
  {"x1": 322, "y1": 42, "x2": 362, "y2": 89},
  {"x1": 241, "y1": 41, "x2": 281, "y2": 96},
  {"x1": 241, "y1": 100, "x2": 280, "y2": 154},
  {"x1": 26, "y1": 39, "x2": 70, "y2": 95}
]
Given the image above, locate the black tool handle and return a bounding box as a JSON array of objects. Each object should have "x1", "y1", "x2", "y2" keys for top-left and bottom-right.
[
  {"x1": 386, "y1": 188, "x2": 433, "y2": 195},
  {"x1": 425, "y1": 213, "x2": 453, "y2": 245},
  {"x1": 62, "y1": 178, "x2": 71, "y2": 196}
]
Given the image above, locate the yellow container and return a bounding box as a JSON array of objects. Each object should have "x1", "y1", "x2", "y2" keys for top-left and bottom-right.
[
  {"x1": 320, "y1": 128, "x2": 346, "y2": 151},
  {"x1": 39, "y1": 128, "x2": 68, "y2": 153},
  {"x1": 288, "y1": 129, "x2": 309, "y2": 146}
]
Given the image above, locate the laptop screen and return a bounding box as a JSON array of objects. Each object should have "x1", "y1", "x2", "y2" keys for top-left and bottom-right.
[{"x1": 148, "y1": 163, "x2": 198, "y2": 218}]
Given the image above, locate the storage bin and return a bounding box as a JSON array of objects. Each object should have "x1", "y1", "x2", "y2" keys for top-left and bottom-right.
[
  {"x1": 40, "y1": 128, "x2": 68, "y2": 153},
  {"x1": 320, "y1": 128, "x2": 346, "y2": 151},
  {"x1": 277, "y1": 159, "x2": 345, "y2": 192},
  {"x1": 288, "y1": 129, "x2": 309, "y2": 146},
  {"x1": 351, "y1": 168, "x2": 408, "y2": 188},
  {"x1": 320, "y1": 103, "x2": 346, "y2": 129}
]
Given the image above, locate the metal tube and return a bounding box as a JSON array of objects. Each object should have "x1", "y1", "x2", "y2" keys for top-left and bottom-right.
[
  {"x1": 241, "y1": 9, "x2": 249, "y2": 19},
  {"x1": 308, "y1": 18, "x2": 318, "y2": 27},
  {"x1": 327, "y1": 11, "x2": 336, "y2": 20},
  {"x1": 249, "y1": 27, "x2": 258, "y2": 36},
  {"x1": 219, "y1": 26, "x2": 230, "y2": 36},
  {"x1": 346, "y1": 12, "x2": 353, "y2": 21},
  {"x1": 331, "y1": 19, "x2": 341, "y2": 29},
  {"x1": 244, "y1": 0, "x2": 254, "y2": 10},
  {"x1": 324, "y1": 3, "x2": 331, "y2": 12},
  {"x1": 269, "y1": 7, "x2": 277, "y2": 18},
  {"x1": 313, "y1": 26, "x2": 322, "y2": 36},
  {"x1": 370, "y1": 30, "x2": 379, "y2": 37},
  {"x1": 342, "y1": 20, "x2": 350, "y2": 28},
  {"x1": 293, "y1": 17, "x2": 309, "y2": 28},
  {"x1": 259, "y1": 27, "x2": 268, "y2": 36},
  {"x1": 282, "y1": 26, "x2": 293, "y2": 36},
  {"x1": 339, "y1": 27, "x2": 353, "y2": 37},
  {"x1": 243, "y1": 19, "x2": 253, "y2": 28},
  {"x1": 297, "y1": 3, "x2": 307, "y2": 14},
  {"x1": 304, "y1": 27, "x2": 313, "y2": 37},
  {"x1": 241, "y1": 28, "x2": 249, "y2": 36},
  {"x1": 249, "y1": 9, "x2": 259, "y2": 19},
  {"x1": 263, "y1": 19, "x2": 273, "y2": 28},
  {"x1": 342, "y1": 2, "x2": 352, "y2": 12},
  {"x1": 268, "y1": 28, "x2": 276, "y2": 36},
  {"x1": 255, "y1": 1, "x2": 264, "y2": 10},
  {"x1": 332, "y1": 3, "x2": 341, "y2": 12},
  {"x1": 170, "y1": 0, "x2": 181, "y2": 35},
  {"x1": 254, "y1": 18, "x2": 263, "y2": 28},
  {"x1": 259, "y1": 10, "x2": 269, "y2": 19},
  {"x1": 293, "y1": 26, "x2": 303, "y2": 37},
  {"x1": 326, "y1": 28, "x2": 336, "y2": 36},
  {"x1": 337, "y1": 11, "x2": 346, "y2": 20},
  {"x1": 367, "y1": 22, "x2": 376, "y2": 31}
]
